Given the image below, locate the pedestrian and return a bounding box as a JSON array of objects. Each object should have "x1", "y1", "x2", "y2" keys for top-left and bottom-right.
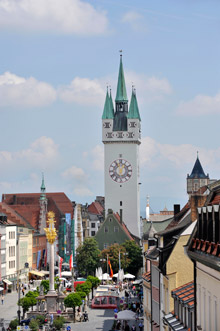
[
  {"x1": 2, "y1": 326, "x2": 6, "y2": 331},
  {"x1": 1, "y1": 295, "x2": 4, "y2": 305},
  {"x1": 131, "y1": 325, "x2": 136, "y2": 331},
  {"x1": 138, "y1": 321, "x2": 143, "y2": 331},
  {"x1": 22, "y1": 288, "x2": 25, "y2": 296},
  {"x1": 124, "y1": 321, "x2": 130, "y2": 331}
]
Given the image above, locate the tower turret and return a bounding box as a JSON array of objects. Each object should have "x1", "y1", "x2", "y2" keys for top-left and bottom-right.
[
  {"x1": 113, "y1": 55, "x2": 128, "y2": 131},
  {"x1": 187, "y1": 153, "x2": 209, "y2": 195}
]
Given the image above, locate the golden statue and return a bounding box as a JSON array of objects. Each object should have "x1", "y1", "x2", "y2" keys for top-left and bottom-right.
[{"x1": 44, "y1": 211, "x2": 57, "y2": 244}]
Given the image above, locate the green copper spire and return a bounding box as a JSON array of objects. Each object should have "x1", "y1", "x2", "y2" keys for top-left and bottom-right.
[
  {"x1": 109, "y1": 89, "x2": 115, "y2": 116},
  {"x1": 128, "y1": 88, "x2": 141, "y2": 120},
  {"x1": 102, "y1": 88, "x2": 114, "y2": 119},
  {"x1": 40, "y1": 173, "x2": 46, "y2": 201},
  {"x1": 41, "y1": 173, "x2": 46, "y2": 192},
  {"x1": 115, "y1": 55, "x2": 128, "y2": 102}
]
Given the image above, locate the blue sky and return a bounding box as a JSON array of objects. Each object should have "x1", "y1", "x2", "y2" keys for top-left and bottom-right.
[{"x1": 0, "y1": 0, "x2": 220, "y2": 215}]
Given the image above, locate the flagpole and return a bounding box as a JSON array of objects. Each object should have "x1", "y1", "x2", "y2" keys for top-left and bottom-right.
[{"x1": 119, "y1": 250, "x2": 121, "y2": 271}]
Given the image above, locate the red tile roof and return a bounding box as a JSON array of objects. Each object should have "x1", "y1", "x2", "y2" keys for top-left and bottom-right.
[
  {"x1": 2, "y1": 192, "x2": 73, "y2": 231},
  {"x1": 88, "y1": 201, "x2": 104, "y2": 215},
  {"x1": 0, "y1": 202, "x2": 33, "y2": 228}
]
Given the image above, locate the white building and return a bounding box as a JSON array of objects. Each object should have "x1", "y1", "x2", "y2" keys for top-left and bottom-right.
[{"x1": 102, "y1": 56, "x2": 141, "y2": 238}]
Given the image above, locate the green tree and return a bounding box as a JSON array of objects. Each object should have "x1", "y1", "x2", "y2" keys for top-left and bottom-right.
[
  {"x1": 53, "y1": 316, "x2": 65, "y2": 330},
  {"x1": 64, "y1": 293, "x2": 82, "y2": 322},
  {"x1": 76, "y1": 291, "x2": 86, "y2": 299},
  {"x1": 26, "y1": 290, "x2": 39, "y2": 298},
  {"x1": 122, "y1": 240, "x2": 143, "y2": 275},
  {"x1": 101, "y1": 243, "x2": 130, "y2": 272},
  {"x1": 76, "y1": 238, "x2": 101, "y2": 277},
  {"x1": 24, "y1": 291, "x2": 37, "y2": 311},
  {"x1": 40, "y1": 280, "x2": 49, "y2": 293},
  {"x1": 18, "y1": 297, "x2": 32, "y2": 318},
  {"x1": 9, "y1": 319, "x2": 18, "y2": 331},
  {"x1": 76, "y1": 281, "x2": 91, "y2": 300},
  {"x1": 29, "y1": 319, "x2": 39, "y2": 331},
  {"x1": 87, "y1": 275, "x2": 100, "y2": 298},
  {"x1": 36, "y1": 315, "x2": 46, "y2": 327}
]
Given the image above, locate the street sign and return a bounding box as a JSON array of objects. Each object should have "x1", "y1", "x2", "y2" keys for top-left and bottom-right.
[
  {"x1": 66, "y1": 326, "x2": 71, "y2": 331},
  {"x1": 16, "y1": 327, "x2": 21, "y2": 331},
  {"x1": 24, "y1": 326, "x2": 29, "y2": 330}
]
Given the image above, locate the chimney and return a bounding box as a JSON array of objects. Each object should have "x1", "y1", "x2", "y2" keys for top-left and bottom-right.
[
  {"x1": 190, "y1": 195, "x2": 207, "y2": 222},
  {"x1": 13, "y1": 194, "x2": 17, "y2": 205},
  {"x1": 174, "y1": 204, "x2": 180, "y2": 216}
]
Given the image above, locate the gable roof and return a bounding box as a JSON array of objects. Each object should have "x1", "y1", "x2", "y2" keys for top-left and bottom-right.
[
  {"x1": 0, "y1": 202, "x2": 34, "y2": 229},
  {"x1": 188, "y1": 156, "x2": 208, "y2": 179},
  {"x1": 88, "y1": 201, "x2": 104, "y2": 215},
  {"x1": 2, "y1": 192, "x2": 73, "y2": 230}
]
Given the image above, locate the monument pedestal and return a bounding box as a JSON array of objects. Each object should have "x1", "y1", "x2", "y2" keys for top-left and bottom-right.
[{"x1": 45, "y1": 291, "x2": 58, "y2": 313}]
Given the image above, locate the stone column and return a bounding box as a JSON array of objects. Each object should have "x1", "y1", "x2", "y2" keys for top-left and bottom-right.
[{"x1": 49, "y1": 242, "x2": 55, "y2": 293}]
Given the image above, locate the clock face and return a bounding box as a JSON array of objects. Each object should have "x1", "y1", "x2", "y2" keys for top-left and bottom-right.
[{"x1": 109, "y1": 159, "x2": 132, "y2": 183}]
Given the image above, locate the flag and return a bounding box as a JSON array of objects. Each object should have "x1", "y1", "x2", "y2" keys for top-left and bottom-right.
[
  {"x1": 37, "y1": 250, "x2": 41, "y2": 269},
  {"x1": 108, "y1": 259, "x2": 113, "y2": 278},
  {"x1": 58, "y1": 255, "x2": 63, "y2": 277},
  {"x1": 69, "y1": 254, "x2": 73, "y2": 270},
  {"x1": 44, "y1": 250, "x2": 47, "y2": 267}
]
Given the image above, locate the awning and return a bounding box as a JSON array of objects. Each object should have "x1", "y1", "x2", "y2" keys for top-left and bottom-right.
[
  {"x1": 0, "y1": 287, "x2": 4, "y2": 291},
  {"x1": 3, "y1": 279, "x2": 12, "y2": 285},
  {"x1": 29, "y1": 270, "x2": 44, "y2": 277}
]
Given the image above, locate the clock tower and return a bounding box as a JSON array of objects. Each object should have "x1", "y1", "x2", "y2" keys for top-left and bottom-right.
[{"x1": 102, "y1": 55, "x2": 141, "y2": 238}]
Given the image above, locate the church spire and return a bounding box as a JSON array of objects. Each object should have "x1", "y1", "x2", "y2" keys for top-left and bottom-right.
[
  {"x1": 115, "y1": 54, "x2": 128, "y2": 103},
  {"x1": 40, "y1": 173, "x2": 46, "y2": 201},
  {"x1": 102, "y1": 88, "x2": 114, "y2": 119},
  {"x1": 188, "y1": 154, "x2": 208, "y2": 179},
  {"x1": 128, "y1": 87, "x2": 141, "y2": 121},
  {"x1": 113, "y1": 55, "x2": 129, "y2": 131}
]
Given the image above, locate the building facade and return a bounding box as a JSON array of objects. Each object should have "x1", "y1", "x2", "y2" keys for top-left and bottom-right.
[{"x1": 102, "y1": 56, "x2": 141, "y2": 238}]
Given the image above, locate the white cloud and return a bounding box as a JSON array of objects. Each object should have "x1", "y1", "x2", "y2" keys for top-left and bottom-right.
[
  {"x1": 18, "y1": 136, "x2": 59, "y2": 166},
  {"x1": 62, "y1": 166, "x2": 87, "y2": 181},
  {"x1": 121, "y1": 11, "x2": 144, "y2": 31},
  {"x1": 74, "y1": 186, "x2": 93, "y2": 196},
  {"x1": 140, "y1": 136, "x2": 220, "y2": 171},
  {"x1": 0, "y1": 72, "x2": 56, "y2": 108},
  {"x1": 0, "y1": 0, "x2": 108, "y2": 35},
  {"x1": 176, "y1": 91, "x2": 220, "y2": 116},
  {"x1": 0, "y1": 136, "x2": 59, "y2": 171},
  {"x1": 125, "y1": 71, "x2": 172, "y2": 103},
  {"x1": 59, "y1": 77, "x2": 105, "y2": 106},
  {"x1": 90, "y1": 145, "x2": 104, "y2": 171}
]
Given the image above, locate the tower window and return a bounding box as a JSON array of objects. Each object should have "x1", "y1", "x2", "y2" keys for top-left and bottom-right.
[
  {"x1": 129, "y1": 122, "x2": 136, "y2": 128},
  {"x1": 119, "y1": 154, "x2": 122, "y2": 158},
  {"x1": 104, "y1": 226, "x2": 109, "y2": 233},
  {"x1": 120, "y1": 201, "x2": 122, "y2": 206},
  {"x1": 127, "y1": 132, "x2": 134, "y2": 138}
]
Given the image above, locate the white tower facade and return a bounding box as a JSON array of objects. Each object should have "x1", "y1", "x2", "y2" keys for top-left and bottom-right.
[{"x1": 102, "y1": 56, "x2": 141, "y2": 237}]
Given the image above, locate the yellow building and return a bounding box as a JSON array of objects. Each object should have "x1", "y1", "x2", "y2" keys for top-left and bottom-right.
[{"x1": 144, "y1": 206, "x2": 196, "y2": 330}]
